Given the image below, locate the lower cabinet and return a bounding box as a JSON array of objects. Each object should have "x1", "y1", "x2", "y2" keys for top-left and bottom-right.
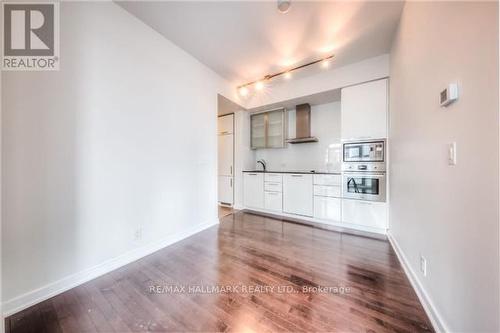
[
  {"x1": 313, "y1": 196, "x2": 341, "y2": 222},
  {"x1": 264, "y1": 192, "x2": 282, "y2": 212},
  {"x1": 283, "y1": 174, "x2": 313, "y2": 217},
  {"x1": 243, "y1": 173, "x2": 264, "y2": 209},
  {"x1": 342, "y1": 199, "x2": 387, "y2": 230},
  {"x1": 243, "y1": 172, "x2": 387, "y2": 235}
]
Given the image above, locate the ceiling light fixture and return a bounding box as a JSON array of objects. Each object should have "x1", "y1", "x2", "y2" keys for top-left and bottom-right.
[
  {"x1": 238, "y1": 86, "x2": 249, "y2": 97},
  {"x1": 237, "y1": 54, "x2": 334, "y2": 95},
  {"x1": 277, "y1": 0, "x2": 291, "y2": 13}
]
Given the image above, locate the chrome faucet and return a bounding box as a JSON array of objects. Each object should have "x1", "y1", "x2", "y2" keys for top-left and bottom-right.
[{"x1": 257, "y1": 159, "x2": 266, "y2": 171}]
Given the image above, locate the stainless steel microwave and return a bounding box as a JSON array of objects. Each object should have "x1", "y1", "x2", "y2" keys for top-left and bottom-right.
[{"x1": 342, "y1": 140, "x2": 386, "y2": 172}]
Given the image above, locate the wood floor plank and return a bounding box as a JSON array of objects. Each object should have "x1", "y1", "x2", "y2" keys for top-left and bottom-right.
[{"x1": 5, "y1": 211, "x2": 434, "y2": 332}]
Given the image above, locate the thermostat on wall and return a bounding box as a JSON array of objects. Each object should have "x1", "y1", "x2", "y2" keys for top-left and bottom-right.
[{"x1": 440, "y1": 83, "x2": 458, "y2": 107}]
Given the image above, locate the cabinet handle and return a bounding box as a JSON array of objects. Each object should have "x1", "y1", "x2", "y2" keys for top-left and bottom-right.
[
  {"x1": 230, "y1": 178, "x2": 233, "y2": 187},
  {"x1": 230, "y1": 166, "x2": 232, "y2": 175},
  {"x1": 247, "y1": 173, "x2": 257, "y2": 176},
  {"x1": 291, "y1": 174, "x2": 303, "y2": 177},
  {"x1": 358, "y1": 201, "x2": 372, "y2": 205}
]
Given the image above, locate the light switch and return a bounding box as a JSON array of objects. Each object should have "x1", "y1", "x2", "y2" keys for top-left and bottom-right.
[{"x1": 448, "y1": 142, "x2": 457, "y2": 166}]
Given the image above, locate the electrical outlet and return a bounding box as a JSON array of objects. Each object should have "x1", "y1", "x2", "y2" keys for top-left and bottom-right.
[
  {"x1": 420, "y1": 255, "x2": 427, "y2": 277},
  {"x1": 134, "y1": 227, "x2": 142, "y2": 241}
]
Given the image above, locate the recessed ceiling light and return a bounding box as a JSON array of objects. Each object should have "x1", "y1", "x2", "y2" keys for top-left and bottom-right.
[
  {"x1": 277, "y1": 0, "x2": 291, "y2": 13},
  {"x1": 255, "y1": 81, "x2": 265, "y2": 90}
]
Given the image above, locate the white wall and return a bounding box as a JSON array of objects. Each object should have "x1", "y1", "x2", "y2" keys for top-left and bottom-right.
[
  {"x1": 2, "y1": 2, "x2": 231, "y2": 315},
  {"x1": 255, "y1": 102, "x2": 342, "y2": 172},
  {"x1": 0, "y1": 16, "x2": 3, "y2": 331},
  {"x1": 244, "y1": 54, "x2": 389, "y2": 109},
  {"x1": 389, "y1": 2, "x2": 499, "y2": 332}
]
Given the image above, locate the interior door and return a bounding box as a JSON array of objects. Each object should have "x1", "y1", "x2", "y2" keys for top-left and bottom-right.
[{"x1": 218, "y1": 134, "x2": 233, "y2": 176}]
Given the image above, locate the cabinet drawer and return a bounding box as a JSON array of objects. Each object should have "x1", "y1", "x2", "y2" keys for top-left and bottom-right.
[
  {"x1": 265, "y1": 182, "x2": 282, "y2": 193},
  {"x1": 313, "y1": 174, "x2": 341, "y2": 186},
  {"x1": 313, "y1": 185, "x2": 341, "y2": 198},
  {"x1": 313, "y1": 196, "x2": 341, "y2": 222},
  {"x1": 342, "y1": 199, "x2": 387, "y2": 230},
  {"x1": 264, "y1": 173, "x2": 283, "y2": 183},
  {"x1": 264, "y1": 192, "x2": 282, "y2": 212}
]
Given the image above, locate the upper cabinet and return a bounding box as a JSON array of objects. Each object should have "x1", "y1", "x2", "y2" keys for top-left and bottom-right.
[
  {"x1": 218, "y1": 114, "x2": 234, "y2": 135},
  {"x1": 250, "y1": 109, "x2": 286, "y2": 149},
  {"x1": 341, "y1": 79, "x2": 388, "y2": 141}
]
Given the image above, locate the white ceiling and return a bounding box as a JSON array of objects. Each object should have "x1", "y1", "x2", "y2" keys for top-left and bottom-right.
[{"x1": 118, "y1": 1, "x2": 404, "y2": 85}]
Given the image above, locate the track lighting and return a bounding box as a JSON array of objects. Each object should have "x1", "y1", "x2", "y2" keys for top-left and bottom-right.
[{"x1": 237, "y1": 54, "x2": 334, "y2": 96}]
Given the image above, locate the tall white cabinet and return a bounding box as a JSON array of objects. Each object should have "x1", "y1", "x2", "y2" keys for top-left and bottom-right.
[
  {"x1": 218, "y1": 114, "x2": 234, "y2": 205},
  {"x1": 341, "y1": 79, "x2": 388, "y2": 141}
]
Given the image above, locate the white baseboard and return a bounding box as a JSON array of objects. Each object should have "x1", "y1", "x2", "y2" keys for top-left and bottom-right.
[
  {"x1": 387, "y1": 232, "x2": 449, "y2": 333},
  {"x1": 2, "y1": 219, "x2": 219, "y2": 317}
]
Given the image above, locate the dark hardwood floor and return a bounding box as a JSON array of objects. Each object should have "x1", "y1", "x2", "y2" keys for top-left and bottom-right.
[{"x1": 6, "y1": 211, "x2": 434, "y2": 332}]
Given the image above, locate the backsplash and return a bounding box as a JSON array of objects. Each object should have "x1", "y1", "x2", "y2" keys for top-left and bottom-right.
[{"x1": 254, "y1": 101, "x2": 342, "y2": 172}]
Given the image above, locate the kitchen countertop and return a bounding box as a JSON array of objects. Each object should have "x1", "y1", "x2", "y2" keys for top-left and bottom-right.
[{"x1": 243, "y1": 170, "x2": 341, "y2": 175}]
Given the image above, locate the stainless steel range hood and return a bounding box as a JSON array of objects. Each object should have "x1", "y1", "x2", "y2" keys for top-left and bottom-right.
[{"x1": 286, "y1": 103, "x2": 318, "y2": 144}]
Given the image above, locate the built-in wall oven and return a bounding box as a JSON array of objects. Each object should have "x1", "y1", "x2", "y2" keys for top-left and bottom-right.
[
  {"x1": 343, "y1": 172, "x2": 386, "y2": 202},
  {"x1": 342, "y1": 139, "x2": 387, "y2": 202}
]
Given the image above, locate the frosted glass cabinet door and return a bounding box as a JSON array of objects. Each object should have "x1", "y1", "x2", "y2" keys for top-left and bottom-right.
[
  {"x1": 267, "y1": 110, "x2": 285, "y2": 148},
  {"x1": 251, "y1": 113, "x2": 266, "y2": 149}
]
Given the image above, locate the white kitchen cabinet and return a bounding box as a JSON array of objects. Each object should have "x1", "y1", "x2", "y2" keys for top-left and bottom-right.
[
  {"x1": 264, "y1": 173, "x2": 283, "y2": 183},
  {"x1": 218, "y1": 176, "x2": 233, "y2": 205},
  {"x1": 218, "y1": 114, "x2": 233, "y2": 135},
  {"x1": 342, "y1": 199, "x2": 387, "y2": 230},
  {"x1": 264, "y1": 182, "x2": 282, "y2": 193},
  {"x1": 341, "y1": 79, "x2": 388, "y2": 140},
  {"x1": 283, "y1": 174, "x2": 313, "y2": 217},
  {"x1": 313, "y1": 174, "x2": 341, "y2": 186},
  {"x1": 243, "y1": 173, "x2": 264, "y2": 209},
  {"x1": 313, "y1": 185, "x2": 341, "y2": 198},
  {"x1": 264, "y1": 192, "x2": 282, "y2": 212},
  {"x1": 218, "y1": 134, "x2": 233, "y2": 176},
  {"x1": 314, "y1": 196, "x2": 341, "y2": 222}
]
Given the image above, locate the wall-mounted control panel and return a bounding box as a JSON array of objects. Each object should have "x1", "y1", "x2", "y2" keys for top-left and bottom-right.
[{"x1": 440, "y1": 83, "x2": 458, "y2": 107}]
